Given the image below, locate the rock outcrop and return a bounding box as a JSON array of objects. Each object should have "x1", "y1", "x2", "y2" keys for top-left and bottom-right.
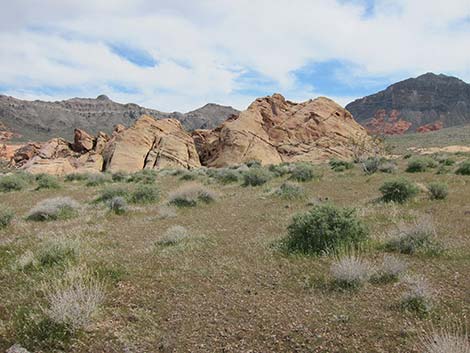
[
  {"x1": 346, "y1": 73, "x2": 470, "y2": 134},
  {"x1": 103, "y1": 115, "x2": 201, "y2": 173},
  {"x1": 12, "y1": 115, "x2": 201, "y2": 175},
  {"x1": 195, "y1": 94, "x2": 371, "y2": 167}
]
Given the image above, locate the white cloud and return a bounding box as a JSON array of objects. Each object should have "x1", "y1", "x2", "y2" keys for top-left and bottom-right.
[{"x1": 0, "y1": 0, "x2": 469, "y2": 111}]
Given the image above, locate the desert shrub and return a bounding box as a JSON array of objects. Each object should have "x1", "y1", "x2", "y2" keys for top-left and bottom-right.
[
  {"x1": 361, "y1": 157, "x2": 380, "y2": 174},
  {"x1": 35, "y1": 174, "x2": 61, "y2": 190},
  {"x1": 35, "y1": 238, "x2": 79, "y2": 268},
  {"x1": 26, "y1": 197, "x2": 79, "y2": 222},
  {"x1": 384, "y1": 216, "x2": 441, "y2": 255},
  {"x1": 0, "y1": 207, "x2": 14, "y2": 228},
  {"x1": 15, "y1": 250, "x2": 38, "y2": 271},
  {"x1": 0, "y1": 174, "x2": 27, "y2": 192},
  {"x1": 13, "y1": 307, "x2": 72, "y2": 350},
  {"x1": 111, "y1": 171, "x2": 128, "y2": 182},
  {"x1": 372, "y1": 255, "x2": 407, "y2": 283},
  {"x1": 428, "y1": 182, "x2": 449, "y2": 200},
  {"x1": 213, "y1": 168, "x2": 240, "y2": 184},
  {"x1": 127, "y1": 169, "x2": 157, "y2": 184},
  {"x1": 95, "y1": 186, "x2": 129, "y2": 203},
  {"x1": 129, "y1": 184, "x2": 160, "y2": 204},
  {"x1": 43, "y1": 267, "x2": 105, "y2": 331},
  {"x1": 455, "y1": 160, "x2": 470, "y2": 175},
  {"x1": 179, "y1": 171, "x2": 197, "y2": 181},
  {"x1": 379, "y1": 178, "x2": 419, "y2": 203},
  {"x1": 168, "y1": 184, "x2": 217, "y2": 207},
  {"x1": 406, "y1": 157, "x2": 437, "y2": 173},
  {"x1": 400, "y1": 276, "x2": 433, "y2": 316},
  {"x1": 420, "y1": 326, "x2": 470, "y2": 353},
  {"x1": 64, "y1": 173, "x2": 89, "y2": 182},
  {"x1": 378, "y1": 161, "x2": 398, "y2": 173},
  {"x1": 156, "y1": 225, "x2": 190, "y2": 246},
  {"x1": 290, "y1": 163, "x2": 316, "y2": 182},
  {"x1": 268, "y1": 163, "x2": 292, "y2": 177},
  {"x1": 85, "y1": 173, "x2": 109, "y2": 187},
  {"x1": 242, "y1": 168, "x2": 273, "y2": 186},
  {"x1": 329, "y1": 159, "x2": 354, "y2": 172},
  {"x1": 330, "y1": 254, "x2": 373, "y2": 289},
  {"x1": 246, "y1": 160, "x2": 262, "y2": 168},
  {"x1": 284, "y1": 204, "x2": 368, "y2": 254},
  {"x1": 403, "y1": 153, "x2": 412, "y2": 159},
  {"x1": 434, "y1": 154, "x2": 456, "y2": 166},
  {"x1": 108, "y1": 196, "x2": 127, "y2": 215},
  {"x1": 272, "y1": 182, "x2": 304, "y2": 200}
]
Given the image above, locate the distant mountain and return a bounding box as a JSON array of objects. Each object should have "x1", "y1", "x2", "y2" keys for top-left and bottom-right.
[
  {"x1": 345, "y1": 73, "x2": 470, "y2": 134},
  {"x1": 0, "y1": 94, "x2": 239, "y2": 142}
]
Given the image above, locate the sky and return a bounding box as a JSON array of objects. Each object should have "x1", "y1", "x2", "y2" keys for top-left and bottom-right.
[{"x1": 0, "y1": 0, "x2": 469, "y2": 112}]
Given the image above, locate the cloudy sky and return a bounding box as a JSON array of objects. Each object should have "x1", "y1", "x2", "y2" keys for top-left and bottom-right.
[{"x1": 0, "y1": 0, "x2": 469, "y2": 112}]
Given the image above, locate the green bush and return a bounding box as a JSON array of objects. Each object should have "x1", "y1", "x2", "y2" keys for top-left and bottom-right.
[
  {"x1": 36, "y1": 239, "x2": 79, "y2": 268},
  {"x1": 213, "y1": 168, "x2": 240, "y2": 184},
  {"x1": 108, "y1": 196, "x2": 128, "y2": 215},
  {"x1": 361, "y1": 157, "x2": 380, "y2": 175},
  {"x1": 111, "y1": 171, "x2": 128, "y2": 182},
  {"x1": 272, "y1": 182, "x2": 304, "y2": 200},
  {"x1": 168, "y1": 184, "x2": 217, "y2": 207},
  {"x1": 406, "y1": 157, "x2": 437, "y2": 173},
  {"x1": 268, "y1": 163, "x2": 292, "y2": 177},
  {"x1": 242, "y1": 168, "x2": 273, "y2": 186},
  {"x1": 36, "y1": 174, "x2": 61, "y2": 190},
  {"x1": 329, "y1": 159, "x2": 354, "y2": 172},
  {"x1": 95, "y1": 186, "x2": 129, "y2": 203},
  {"x1": 127, "y1": 169, "x2": 157, "y2": 184},
  {"x1": 26, "y1": 197, "x2": 79, "y2": 222},
  {"x1": 0, "y1": 207, "x2": 14, "y2": 228},
  {"x1": 245, "y1": 160, "x2": 262, "y2": 168},
  {"x1": 379, "y1": 179, "x2": 419, "y2": 203},
  {"x1": 0, "y1": 174, "x2": 27, "y2": 192},
  {"x1": 85, "y1": 173, "x2": 109, "y2": 187},
  {"x1": 284, "y1": 204, "x2": 368, "y2": 254},
  {"x1": 289, "y1": 163, "x2": 316, "y2": 182},
  {"x1": 64, "y1": 173, "x2": 89, "y2": 182},
  {"x1": 129, "y1": 184, "x2": 160, "y2": 204},
  {"x1": 455, "y1": 160, "x2": 470, "y2": 175},
  {"x1": 427, "y1": 182, "x2": 448, "y2": 200}
]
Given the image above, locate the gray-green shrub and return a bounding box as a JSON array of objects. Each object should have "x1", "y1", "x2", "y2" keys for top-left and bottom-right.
[
  {"x1": 242, "y1": 168, "x2": 273, "y2": 186},
  {"x1": 129, "y1": 184, "x2": 160, "y2": 204},
  {"x1": 272, "y1": 182, "x2": 304, "y2": 200},
  {"x1": 0, "y1": 174, "x2": 27, "y2": 192},
  {"x1": 379, "y1": 178, "x2": 419, "y2": 203},
  {"x1": 284, "y1": 204, "x2": 368, "y2": 254},
  {"x1": 36, "y1": 174, "x2": 61, "y2": 190},
  {"x1": 406, "y1": 157, "x2": 437, "y2": 173},
  {"x1": 26, "y1": 197, "x2": 79, "y2": 221},
  {"x1": 108, "y1": 196, "x2": 128, "y2": 215},
  {"x1": 289, "y1": 163, "x2": 316, "y2": 182},
  {"x1": 329, "y1": 159, "x2": 353, "y2": 172},
  {"x1": 455, "y1": 160, "x2": 470, "y2": 175},
  {"x1": 0, "y1": 207, "x2": 13, "y2": 228},
  {"x1": 168, "y1": 184, "x2": 217, "y2": 207},
  {"x1": 428, "y1": 182, "x2": 448, "y2": 200}
]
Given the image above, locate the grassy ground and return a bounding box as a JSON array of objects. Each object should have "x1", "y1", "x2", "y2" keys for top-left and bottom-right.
[{"x1": 0, "y1": 158, "x2": 469, "y2": 352}]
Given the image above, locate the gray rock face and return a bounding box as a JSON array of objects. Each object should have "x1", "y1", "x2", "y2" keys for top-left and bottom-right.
[
  {"x1": 345, "y1": 73, "x2": 470, "y2": 134},
  {"x1": 0, "y1": 95, "x2": 239, "y2": 141}
]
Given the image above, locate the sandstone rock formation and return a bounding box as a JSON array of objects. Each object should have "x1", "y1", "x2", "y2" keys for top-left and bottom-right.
[
  {"x1": 12, "y1": 115, "x2": 201, "y2": 175},
  {"x1": 195, "y1": 94, "x2": 371, "y2": 167},
  {"x1": 346, "y1": 73, "x2": 470, "y2": 134},
  {"x1": 103, "y1": 115, "x2": 201, "y2": 173}
]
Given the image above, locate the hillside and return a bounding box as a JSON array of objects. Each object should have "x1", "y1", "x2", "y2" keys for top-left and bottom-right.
[
  {"x1": 346, "y1": 73, "x2": 470, "y2": 134},
  {"x1": 0, "y1": 95, "x2": 239, "y2": 142}
]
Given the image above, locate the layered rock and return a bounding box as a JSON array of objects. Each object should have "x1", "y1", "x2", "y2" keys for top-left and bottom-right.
[
  {"x1": 346, "y1": 73, "x2": 470, "y2": 134},
  {"x1": 195, "y1": 94, "x2": 371, "y2": 167},
  {"x1": 103, "y1": 115, "x2": 201, "y2": 173}
]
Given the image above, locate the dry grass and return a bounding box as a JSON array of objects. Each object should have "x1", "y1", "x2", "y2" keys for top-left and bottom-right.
[
  {"x1": 330, "y1": 254, "x2": 373, "y2": 289},
  {"x1": 420, "y1": 326, "x2": 470, "y2": 353},
  {"x1": 42, "y1": 266, "x2": 105, "y2": 331},
  {"x1": 1, "y1": 156, "x2": 469, "y2": 352}
]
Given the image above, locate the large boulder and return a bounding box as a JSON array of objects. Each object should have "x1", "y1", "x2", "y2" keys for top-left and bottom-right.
[
  {"x1": 197, "y1": 94, "x2": 372, "y2": 167},
  {"x1": 72, "y1": 128, "x2": 94, "y2": 153},
  {"x1": 103, "y1": 115, "x2": 201, "y2": 173}
]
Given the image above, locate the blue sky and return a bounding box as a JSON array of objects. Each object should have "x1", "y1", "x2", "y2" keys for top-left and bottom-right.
[{"x1": 0, "y1": 0, "x2": 469, "y2": 112}]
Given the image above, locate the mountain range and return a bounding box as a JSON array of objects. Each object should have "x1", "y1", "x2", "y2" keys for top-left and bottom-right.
[
  {"x1": 1, "y1": 72, "x2": 470, "y2": 142},
  {"x1": 346, "y1": 73, "x2": 470, "y2": 134},
  {"x1": 0, "y1": 94, "x2": 239, "y2": 142}
]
